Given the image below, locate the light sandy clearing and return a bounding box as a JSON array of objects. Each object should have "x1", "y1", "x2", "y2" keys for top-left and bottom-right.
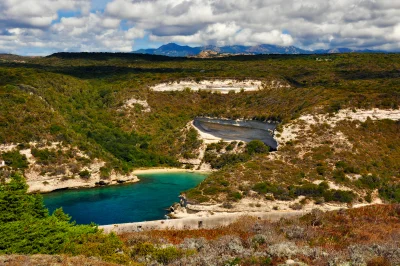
[
  {"x1": 276, "y1": 108, "x2": 400, "y2": 144},
  {"x1": 121, "y1": 98, "x2": 151, "y2": 112},
  {"x1": 300, "y1": 108, "x2": 400, "y2": 127},
  {"x1": 150, "y1": 79, "x2": 264, "y2": 94}
]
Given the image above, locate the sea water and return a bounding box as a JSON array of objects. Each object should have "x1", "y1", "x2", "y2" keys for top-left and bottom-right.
[{"x1": 43, "y1": 172, "x2": 206, "y2": 225}]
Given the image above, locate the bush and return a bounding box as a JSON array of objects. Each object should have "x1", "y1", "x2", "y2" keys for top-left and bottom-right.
[
  {"x1": 131, "y1": 242, "x2": 192, "y2": 264},
  {"x1": 31, "y1": 148, "x2": 57, "y2": 165},
  {"x1": 379, "y1": 184, "x2": 400, "y2": 203},
  {"x1": 332, "y1": 169, "x2": 348, "y2": 182},
  {"x1": 1, "y1": 150, "x2": 28, "y2": 170},
  {"x1": 153, "y1": 246, "x2": 185, "y2": 264},
  {"x1": 229, "y1": 191, "x2": 243, "y2": 201},
  {"x1": 289, "y1": 203, "x2": 303, "y2": 210},
  {"x1": 79, "y1": 170, "x2": 91, "y2": 179},
  {"x1": 246, "y1": 140, "x2": 269, "y2": 155},
  {"x1": 357, "y1": 175, "x2": 382, "y2": 189},
  {"x1": 204, "y1": 152, "x2": 249, "y2": 169},
  {"x1": 222, "y1": 202, "x2": 234, "y2": 209},
  {"x1": 253, "y1": 182, "x2": 294, "y2": 201},
  {"x1": 99, "y1": 166, "x2": 111, "y2": 179},
  {"x1": 316, "y1": 165, "x2": 326, "y2": 176},
  {"x1": 323, "y1": 189, "x2": 356, "y2": 203}
]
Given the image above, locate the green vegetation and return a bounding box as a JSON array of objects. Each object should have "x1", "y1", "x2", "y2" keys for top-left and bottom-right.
[
  {"x1": 246, "y1": 140, "x2": 270, "y2": 155},
  {"x1": 0, "y1": 173, "x2": 129, "y2": 263},
  {"x1": 202, "y1": 139, "x2": 269, "y2": 170},
  {"x1": 130, "y1": 242, "x2": 195, "y2": 264},
  {"x1": 251, "y1": 181, "x2": 356, "y2": 203},
  {"x1": 188, "y1": 118, "x2": 400, "y2": 203},
  {"x1": 1, "y1": 53, "x2": 400, "y2": 174},
  {"x1": 1, "y1": 53, "x2": 398, "y2": 205},
  {"x1": 0, "y1": 150, "x2": 28, "y2": 170}
]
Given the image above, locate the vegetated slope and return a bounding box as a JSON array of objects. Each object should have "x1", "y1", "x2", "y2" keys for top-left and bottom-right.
[
  {"x1": 1, "y1": 175, "x2": 399, "y2": 265},
  {"x1": 118, "y1": 204, "x2": 400, "y2": 265},
  {"x1": 0, "y1": 53, "x2": 399, "y2": 198}
]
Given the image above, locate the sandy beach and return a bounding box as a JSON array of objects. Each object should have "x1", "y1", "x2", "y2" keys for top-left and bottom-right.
[{"x1": 132, "y1": 167, "x2": 211, "y2": 175}]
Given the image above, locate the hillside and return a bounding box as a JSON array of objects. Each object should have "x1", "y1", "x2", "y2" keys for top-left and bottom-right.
[
  {"x1": 0, "y1": 52, "x2": 399, "y2": 265},
  {"x1": 133, "y1": 43, "x2": 387, "y2": 57}
]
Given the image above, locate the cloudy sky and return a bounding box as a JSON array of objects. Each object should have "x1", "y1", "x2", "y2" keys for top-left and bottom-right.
[{"x1": 1, "y1": 0, "x2": 400, "y2": 55}]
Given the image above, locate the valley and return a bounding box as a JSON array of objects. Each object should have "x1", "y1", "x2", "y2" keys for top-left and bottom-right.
[{"x1": 0, "y1": 52, "x2": 399, "y2": 265}]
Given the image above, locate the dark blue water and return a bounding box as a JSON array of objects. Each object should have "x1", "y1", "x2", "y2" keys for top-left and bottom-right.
[{"x1": 43, "y1": 172, "x2": 206, "y2": 225}]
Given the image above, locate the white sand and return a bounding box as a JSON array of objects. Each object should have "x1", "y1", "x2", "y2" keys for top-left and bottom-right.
[{"x1": 133, "y1": 168, "x2": 211, "y2": 175}]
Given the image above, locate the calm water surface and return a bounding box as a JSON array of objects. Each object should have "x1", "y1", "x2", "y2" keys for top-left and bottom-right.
[{"x1": 43, "y1": 172, "x2": 206, "y2": 225}]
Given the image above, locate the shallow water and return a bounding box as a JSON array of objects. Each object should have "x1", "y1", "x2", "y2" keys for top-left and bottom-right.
[{"x1": 43, "y1": 172, "x2": 206, "y2": 225}]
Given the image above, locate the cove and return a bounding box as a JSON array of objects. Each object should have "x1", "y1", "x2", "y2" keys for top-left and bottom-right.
[
  {"x1": 194, "y1": 117, "x2": 278, "y2": 150},
  {"x1": 43, "y1": 172, "x2": 206, "y2": 225}
]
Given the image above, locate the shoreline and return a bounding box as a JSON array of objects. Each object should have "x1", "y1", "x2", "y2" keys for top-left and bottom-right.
[
  {"x1": 99, "y1": 201, "x2": 383, "y2": 234},
  {"x1": 100, "y1": 210, "x2": 305, "y2": 233},
  {"x1": 30, "y1": 167, "x2": 210, "y2": 194},
  {"x1": 28, "y1": 174, "x2": 140, "y2": 194},
  {"x1": 133, "y1": 167, "x2": 211, "y2": 175}
]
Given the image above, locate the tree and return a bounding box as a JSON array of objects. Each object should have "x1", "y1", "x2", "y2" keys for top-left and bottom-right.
[{"x1": 246, "y1": 140, "x2": 270, "y2": 155}]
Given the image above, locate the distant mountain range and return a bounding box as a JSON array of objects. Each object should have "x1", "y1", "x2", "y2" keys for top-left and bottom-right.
[{"x1": 134, "y1": 43, "x2": 386, "y2": 57}]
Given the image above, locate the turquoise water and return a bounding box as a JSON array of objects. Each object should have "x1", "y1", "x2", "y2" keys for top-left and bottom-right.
[{"x1": 43, "y1": 172, "x2": 206, "y2": 225}]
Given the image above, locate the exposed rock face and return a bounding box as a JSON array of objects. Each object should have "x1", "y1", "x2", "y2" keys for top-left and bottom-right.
[
  {"x1": 27, "y1": 168, "x2": 139, "y2": 193},
  {"x1": 150, "y1": 79, "x2": 265, "y2": 93},
  {"x1": 150, "y1": 79, "x2": 291, "y2": 94}
]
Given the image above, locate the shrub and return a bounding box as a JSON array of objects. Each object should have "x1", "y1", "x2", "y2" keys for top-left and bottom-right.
[
  {"x1": 153, "y1": 246, "x2": 186, "y2": 264},
  {"x1": 332, "y1": 169, "x2": 348, "y2": 182},
  {"x1": 367, "y1": 257, "x2": 391, "y2": 266},
  {"x1": 1, "y1": 150, "x2": 28, "y2": 170},
  {"x1": 99, "y1": 166, "x2": 111, "y2": 179},
  {"x1": 316, "y1": 165, "x2": 326, "y2": 176},
  {"x1": 289, "y1": 203, "x2": 303, "y2": 210},
  {"x1": 379, "y1": 184, "x2": 400, "y2": 203},
  {"x1": 323, "y1": 189, "x2": 356, "y2": 203},
  {"x1": 79, "y1": 170, "x2": 91, "y2": 179},
  {"x1": 31, "y1": 148, "x2": 57, "y2": 165},
  {"x1": 225, "y1": 142, "x2": 236, "y2": 151},
  {"x1": 357, "y1": 175, "x2": 382, "y2": 189},
  {"x1": 222, "y1": 202, "x2": 233, "y2": 209},
  {"x1": 246, "y1": 140, "x2": 270, "y2": 155},
  {"x1": 229, "y1": 191, "x2": 243, "y2": 201}
]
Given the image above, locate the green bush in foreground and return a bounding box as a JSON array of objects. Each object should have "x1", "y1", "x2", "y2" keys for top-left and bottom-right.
[{"x1": 0, "y1": 173, "x2": 129, "y2": 264}]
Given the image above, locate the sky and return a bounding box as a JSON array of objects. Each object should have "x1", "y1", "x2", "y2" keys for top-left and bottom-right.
[{"x1": 1, "y1": 0, "x2": 400, "y2": 55}]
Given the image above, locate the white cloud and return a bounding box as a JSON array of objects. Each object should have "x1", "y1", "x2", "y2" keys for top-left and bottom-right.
[
  {"x1": 104, "y1": 0, "x2": 400, "y2": 50},
  {"x1": 0, "y1": 0, "x2": 91, "y2": 28},
  {"x1": 1, "y1": 0, "x2": 400, "y2": 54}
]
